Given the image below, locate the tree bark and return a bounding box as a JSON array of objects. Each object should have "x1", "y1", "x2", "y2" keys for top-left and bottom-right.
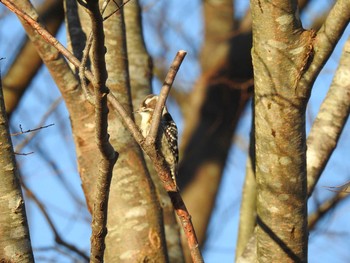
[
  {"x1": 0, "y1": 76, "x2": 34, "y2": 262},
  {"x1": 251, "y1": 1, "x2": 310, "y2": 261}
]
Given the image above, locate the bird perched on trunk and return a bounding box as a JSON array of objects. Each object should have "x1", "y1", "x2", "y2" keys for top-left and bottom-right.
[{"x1": 136, "y1": 94, "x2": 179, "y2": 189}]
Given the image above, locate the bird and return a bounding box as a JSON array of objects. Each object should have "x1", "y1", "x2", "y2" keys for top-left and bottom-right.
[{"x1": 136, "y1": 94, "x2": 179, "y2": 189}]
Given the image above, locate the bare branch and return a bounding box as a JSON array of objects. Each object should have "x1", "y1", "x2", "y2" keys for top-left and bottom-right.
[
  {"x1": 110, "y1": 57, "x2": 203, "y2": 262},
  {"x1": 14, "y1": 97, "x2": 62, "y2": 153},
  {"x1": 102, "y1": 0, "x2": 132, "y2": 21},
  {"x1": 308, "y1": 190, "x2": 350, "y2": 230},
  {"x1": 108, "y1": 93, "x2": 144, "y2": 142},
  {"x1": 14, "y1": 151, "x2": 34, "y2": 156},
  {"x1": 0, "y1": 0, "x2": 95, "y2": 83},
  {"x1": 298, "y1": 0, "x2": 350, "y2": 95},
  {"x1": 80, "y1": 1, "x2": 118, "y2": 262},
  {"x1": 11, "y1": 123, "x2": 55, "y2": 136},
  {"x1": 145, "y1": 50, "x2": 187, "y2": 145},
  {"x1": 79, "y1": 32, "x2": 95, "y2": 104},
  {"x1": 307, "y1": 36, "x2": 350, "y2": 196}
]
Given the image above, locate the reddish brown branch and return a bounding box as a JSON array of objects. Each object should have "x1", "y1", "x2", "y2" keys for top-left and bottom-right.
[
  {"x1": 110, "y1": 54, "x2": 204, "y2": 263},
  {"x1": 145, "y1": 50, "x2": 187, "y2": 145},
  {"x1": 0, "y1": 0, "x2": 95, "y2": 83}
]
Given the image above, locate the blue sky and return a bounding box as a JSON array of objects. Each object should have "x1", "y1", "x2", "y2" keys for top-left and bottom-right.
[{"x1": 1, "y1": 0, "x2": 350, "y2": 262}]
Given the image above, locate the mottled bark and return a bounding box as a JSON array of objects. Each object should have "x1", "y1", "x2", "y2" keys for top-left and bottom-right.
[
  {"x1": 251, "y1": 1, "x2": 309, "y2": 261},
  {"x1": 124, "y1": 1, "x2": 184, "y2": 262},
  {"x1": 307, "y1": 37, "x2": 350, "y2": 196},
  {"x1": 100, "y1": 2, "x2": 168, "y2": 262},
  {"x1": 236, "y1": 0, "x2": 350, "y2": 260},
  {"x1": 0, "y1": 77, "x2": 33, "y2": 262}
]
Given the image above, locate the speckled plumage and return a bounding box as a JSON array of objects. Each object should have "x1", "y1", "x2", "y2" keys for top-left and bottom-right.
[{"x1": 137, "y1": 95, "x2": 179, "y2": 188}]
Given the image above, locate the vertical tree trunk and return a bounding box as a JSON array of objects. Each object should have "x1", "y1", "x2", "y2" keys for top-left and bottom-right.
[
  {"x1": 0, "y1": 77, "x2": 34, "y2": 262},
  {"x1": 251, "y1": 1, "x2": 310, "y2": 262}
]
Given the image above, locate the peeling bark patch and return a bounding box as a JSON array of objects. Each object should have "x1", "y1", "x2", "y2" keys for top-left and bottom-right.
[
  {"x1": 267, "y1": 39, "x2": 288, "y2": 50},
  {"x1": 148, "y1": 228, "x2": 161, "y2": 249},
  {"x1": 257, "y1": 163, "x2": 269, "y2": 173},
  {"x1": 4, "y1": 163, "x2": 12, "y2": 171},
  {"x1": 270, "y1": 206, "x2": 279, "y2": 213},
  {"x1": 258, "y1": 0, "x2": 263, "y2": 13},
  {"x1": 290, "y1": 46, "x2": 304, "y2": 56},
  {"x1": 76, "y1": 136, "x2": 86, "y2": 147},
  {"x1": 279, "y1": 156, "x2": 292, "y2": 165},
  {"x1": 278, "y1": 194, "x2": 289, "y2": 201},
  {"x1": 133, "y1": 222, "x2": 148, "y2": 231},
  {"x1": 125, "y1": 206, "x2": 147, "y2": 218},
  {"x1": 276, "y1": 14, "x2": 293, "y2": 31},
  {"x1": 13, "y1": 198, "x2": 24, "y2": 214},
  {"x1": 120, "y1": 250, "x2": 138, "y2": 260}
]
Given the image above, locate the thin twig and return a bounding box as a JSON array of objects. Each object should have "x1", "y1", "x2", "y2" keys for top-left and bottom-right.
[
  {"x1": 14, "y1": 151, "x2": 34, "y2": 155},
  {"x1": 79, "y1": 32, "x2": 94, "y2": 104},
  {"x1": 79, "y1": 0, "x2": 112, "y2": 105},
  {"x1": 102, "y1": 0, "x2": 132, "y2": 21},
  {"x1": 11, "y1": 123, "x2": 54, "y2": 136},
  {"x1": 14, "y1": 97, "x2": 62, "y2": 152},
  {"x1": 308, "y1": 190, "x2": 350, "y2": 230},
  {"x1": 145, "y1": 50, "x2": 186, "y2": 146}
]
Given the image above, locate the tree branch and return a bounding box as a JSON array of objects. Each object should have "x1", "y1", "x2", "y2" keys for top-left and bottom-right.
[
  {"x1": 307, "y1": 36, "x2": 350, "y2": 196},
  {"x1": 308, "y1": 190, "x2": 350, "y2": 230},
  {"x1": 81, "y1": 1, "x2": 118, "y2": 262},
  {"x1": 145, "y1": 50, "x2": 186, "y2": 145},
  {"x1": 0, "y1": 0, "x2": 95, "y2": 83},
  {"x1": 298, "y1": 0, "x2": 350, "y2": 96}
]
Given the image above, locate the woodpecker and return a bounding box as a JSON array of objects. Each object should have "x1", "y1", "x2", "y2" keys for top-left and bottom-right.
[{"x1": 136, "y1": 94, "x2": 179, "y2": 189}]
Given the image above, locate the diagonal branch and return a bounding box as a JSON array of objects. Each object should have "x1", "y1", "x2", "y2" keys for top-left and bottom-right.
[
  {"x1": 308, "y1": 190, "x2": 350, "y2": 230},
  {"x1": 298, "y1": 0, "x2": 350, "y2": 96},
  {"x1": 0, "y1": 0, "x2": 95, "y2": 83},
  {"x1": 145, "y1": 50, "x2": 186, "y2": 145},
  {"x1": 307, "y1": 36, "x2": 350, "y2": 196}
]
